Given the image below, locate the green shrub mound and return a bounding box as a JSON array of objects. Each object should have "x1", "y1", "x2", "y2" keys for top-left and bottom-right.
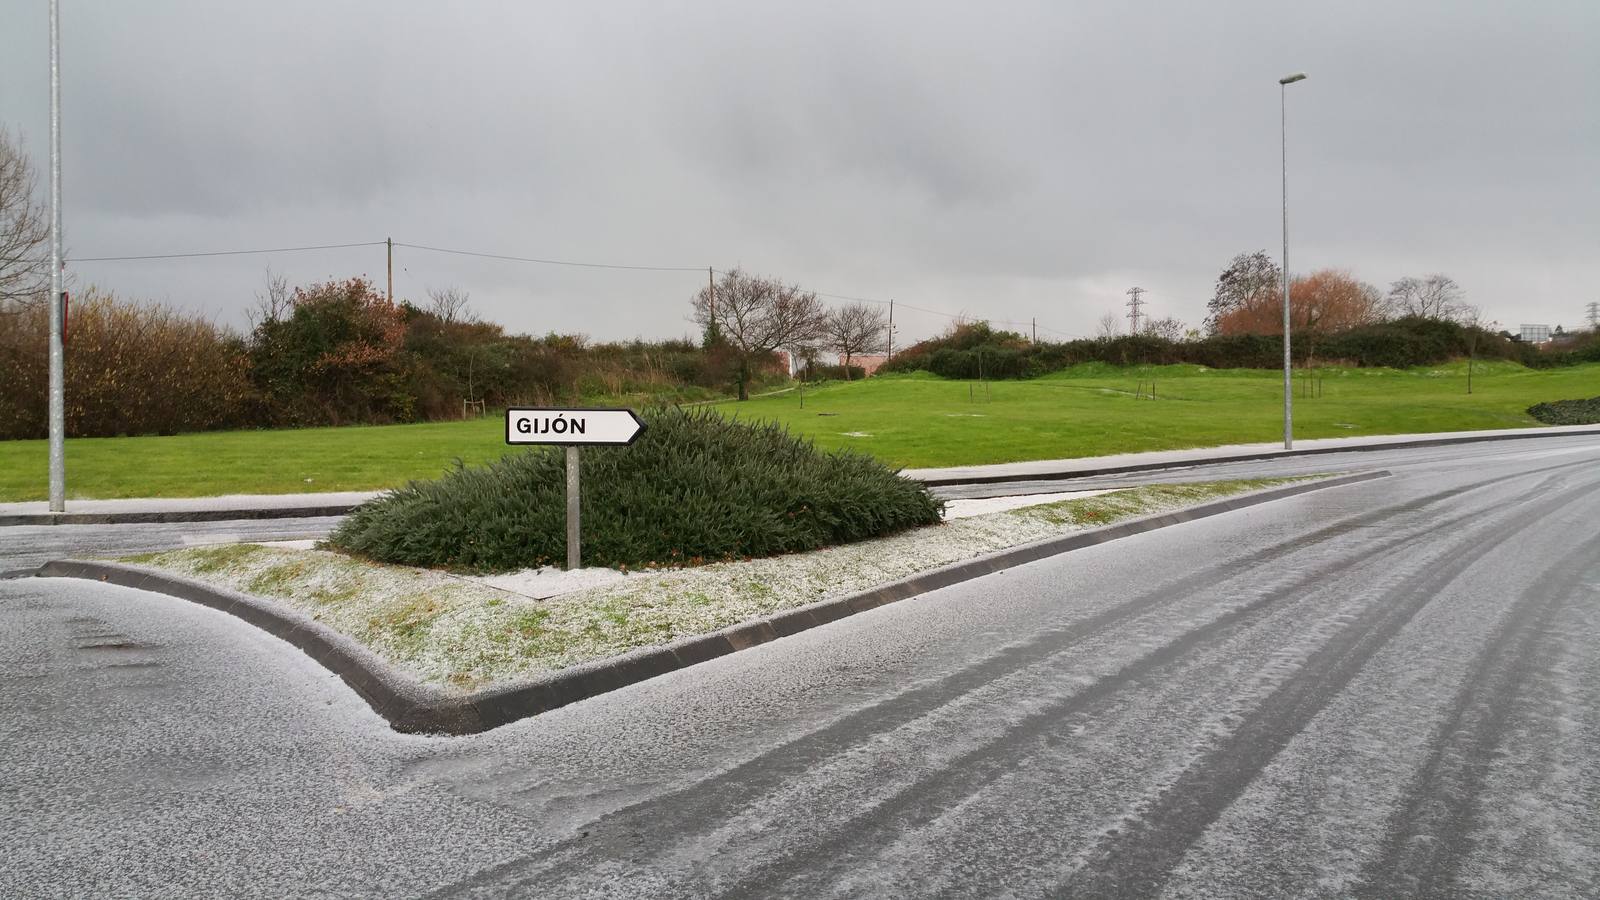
[
  {"x1": 1527, "y1": 397, "x2": 1600, "y2": 426},
  {"x1": 327, "y1": 407, "x2": 944, "y2": 572}
]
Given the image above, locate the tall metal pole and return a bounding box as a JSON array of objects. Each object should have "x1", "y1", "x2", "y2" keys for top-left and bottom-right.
[
  {"x1": 47, "y1": 0, "x2": 65, "y2": 511},
  {"x1": 386, "y1": 236, "x2": 393, "y2": 303},
  {"x1": 1279, "y1": 72, "x2": 1306, "y2": 450},
  {"x1": 1281, "y1": 83, "x2": 1292, "y2": 450}
]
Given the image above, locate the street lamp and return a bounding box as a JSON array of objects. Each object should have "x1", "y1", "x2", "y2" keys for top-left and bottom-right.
[
  {"x1": 1279, "y1": 71, "x2": 1306, "y2": 450},
  {"x1": 48, "y1": 0, "x2": 66, "y2": 510}
]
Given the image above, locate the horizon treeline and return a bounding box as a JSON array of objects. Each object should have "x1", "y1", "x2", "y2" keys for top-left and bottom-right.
[{"x1": 0, "y1": 277, "x2": 785, "y2": 440}]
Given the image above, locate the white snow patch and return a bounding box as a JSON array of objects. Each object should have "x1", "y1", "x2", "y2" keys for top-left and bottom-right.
[
  {"x1": 258, "y1": 539, "x2": 319, "y2": 550},
  {"x1": 469, "y1": 566, "x2": 630, "y2": 600},
  {"x1": 942, "y1": 490, "x2": 1117, "y2": 520}
]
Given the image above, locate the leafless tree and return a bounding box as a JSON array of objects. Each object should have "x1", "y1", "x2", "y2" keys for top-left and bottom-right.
[
  {"x1": 247, "y1": 265, "x2": 292, "y2": 327},
  {"x1": 1456, "y1": 303, "x2": 1495, "y2": 394},
  {"x1": 1207, "y1": 250, "x2": 1282, "y2": 334},
  {"x1": 692, "y1": 268, "x2": 829, "y2": 399},
  {"x1": 427, "y1": 286, "x2": 473, "y2": 324},
  {"x1": 825, "y1": 301, "x2": 888, "y2": 379},
  {"x1": 1387, "y1": 274, "x2": 1467, "y2": 322},
  {"x1": 0, "y1": 128, "x2": 51, "y2": 310},
  {"x1": 1096, "y1": 311, "x2": 1123, "y2": 340}
]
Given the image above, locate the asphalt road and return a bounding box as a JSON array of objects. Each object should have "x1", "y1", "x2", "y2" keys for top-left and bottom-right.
[
  {"x1": 3, "y1": 433, "x2": 1598, "y2": 572},
  {"x1": 3, "y1": 435, "x2": 1599, "y2": 898}
]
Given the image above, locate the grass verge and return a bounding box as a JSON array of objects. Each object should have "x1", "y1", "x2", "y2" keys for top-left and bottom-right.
[
  {"x1": 1, "y1": 361, "x2": 1592, "y2": 501},
  {"x1": 119, "y1": 476, "x2": 1315, "y2": 689}
]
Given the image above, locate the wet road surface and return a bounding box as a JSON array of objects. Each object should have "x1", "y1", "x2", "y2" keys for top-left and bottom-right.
[{"x1": 3, "y1": 436, "x2": 1598, "y2": 897}]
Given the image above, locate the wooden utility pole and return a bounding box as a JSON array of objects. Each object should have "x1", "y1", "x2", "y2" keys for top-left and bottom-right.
[
  {"x1": 1032, "y1": 317, "x2": 1037, "y2": 344},
  {"x1": 886, "y1": 299, "x2": 895, "y2": 360},
  {"x1": 386, "y1": 237, "x2": 393, "y2": 303}
]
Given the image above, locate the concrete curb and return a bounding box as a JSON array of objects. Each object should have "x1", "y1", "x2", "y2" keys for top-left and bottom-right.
[
  {"x1": 35, "y1": 470, "x2": 1388, "y2": 734},
  {"x1": 0, "y1": 503, "x2": 359, "y2": 527},
  {"x1": 912, "y1": 427, "x2": 1599, "y2": 487}
]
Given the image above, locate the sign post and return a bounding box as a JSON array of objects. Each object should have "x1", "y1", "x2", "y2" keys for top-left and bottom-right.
[{"x1": 505, "y1": 407, "x2": 646, "y2": 570}]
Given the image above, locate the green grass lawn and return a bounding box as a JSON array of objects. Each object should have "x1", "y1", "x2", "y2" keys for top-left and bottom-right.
[{"x1": 1, "y1": 361, "x2": 1594, "y2": 501}]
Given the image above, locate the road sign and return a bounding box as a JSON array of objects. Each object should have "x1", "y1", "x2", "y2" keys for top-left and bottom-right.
[
  {"x1": 505, "y1": 407, "x2": 646, "y2": 446},
  {"x1": 503, "y1": 407, "x2": 646, "y2": 571}
]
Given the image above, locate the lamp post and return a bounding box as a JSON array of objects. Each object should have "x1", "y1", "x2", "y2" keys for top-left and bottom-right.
[
  {"x1": 48, "y1": 0, "x2": 65, "y2": 511},
  {"x1": 1279, "y1": 71, "x2": 1306, "y2": 450}
]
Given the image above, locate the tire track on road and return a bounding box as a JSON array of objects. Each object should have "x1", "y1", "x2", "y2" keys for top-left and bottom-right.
[
  {"x1": 712, "y1": 485, "x2": 1569, "y2": 900},
  {"x1": 1353, "y1": 527, "x2": 1600, "y2": 898},
  {"x1": 428, "y1": 458, "x2": 1595, "y2": 898},
  {"x1": 1052, "y1": 474, "x2": 1600, "y2": 899}
]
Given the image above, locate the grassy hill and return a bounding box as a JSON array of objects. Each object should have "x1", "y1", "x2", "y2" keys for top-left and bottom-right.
[
  {"x1": 720, "y1": 361, "x2": 1597, "y2": 468},
  {"x1": 0, "y1": 361, "x2": 1594, "y2": 500}
]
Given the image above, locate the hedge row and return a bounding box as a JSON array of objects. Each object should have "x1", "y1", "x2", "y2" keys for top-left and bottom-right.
[
  {"x1": 882, "y1": 318, "x2": 1568, "y2": 380},
  {"x1": 0, "y1": 282, "x2": 783, "y2": 439}
]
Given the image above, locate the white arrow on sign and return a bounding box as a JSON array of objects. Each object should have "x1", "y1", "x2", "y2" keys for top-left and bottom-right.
[{"x1": 505, "y1": 407, "x2": 646, "y2": 446}]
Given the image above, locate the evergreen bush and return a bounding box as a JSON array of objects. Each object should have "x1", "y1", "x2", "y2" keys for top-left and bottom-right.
[
  {"x1": 1527, "y1": 397, "x2": 1600, "y2": 426},
  {"x1": 327, "y1": 406, "x2": 944, "y2": 572}
]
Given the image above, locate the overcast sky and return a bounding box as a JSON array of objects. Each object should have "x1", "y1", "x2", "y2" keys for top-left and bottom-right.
[{"x1": 2, "y1": 0, "x2": 1596, "y2": 344}]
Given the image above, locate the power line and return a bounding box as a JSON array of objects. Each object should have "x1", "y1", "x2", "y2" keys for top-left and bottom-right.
[
  {"x1": 70, "y1": 240, "x2": 385, "y2": 262},
  {"x1": 399, "y1": 242, "x2": 704, "y2": 273},
  {"x1": 68, "y1": 235, "x2": 1088, "y2": 341}
]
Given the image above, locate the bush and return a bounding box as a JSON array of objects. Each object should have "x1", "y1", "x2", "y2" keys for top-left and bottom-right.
[
  {"x1": 1527, "y1": 397, "x2": 1600, "y2": 426},
  {"x1": 880, "y1": 316, "x2": 1527, "y2": 380},
  {"x1": 798, "y1": 363, "x2": 865, "y2": 382},
  {"x1": 248, "y1": 277, "x2": 412, "y2": 426},
  {"x1": 0, "y1": 289, "x2": 252, "y2": 439},
  {"x1": 327, "y1": 406, "x2": 944, "y2": 572}
]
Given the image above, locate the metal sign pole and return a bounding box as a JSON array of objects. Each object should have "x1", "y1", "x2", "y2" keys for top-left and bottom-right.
[
  {"x1": 504, "y1": 408, "x2": 645, "y2": 571},
  {"x1": 565, "y1": 446, "x2": 580, "y2": 570}
]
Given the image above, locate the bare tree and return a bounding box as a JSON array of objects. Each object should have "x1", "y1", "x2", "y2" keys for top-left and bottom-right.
[
  {"x1": 1096, "y1": 311, "x2": 1123, "y2": 340},
  {"x1": 824, "y1": 302, "x2": 888, "y2": 379},
  {"x1": 1387, "y1": 274, "x2": 1466, "y2": 321},
  {"x1": 0, "y1": 128, "x2": 50, "y2": 309},
  {"x1": 427, "y1": 286, "x2": 473, "y2": 324},
  {"x1": 692, "y1": 268, "x2": 829, "y2": 399},
  {"x1": 1457, "y1": 303, "x2": 1492, "y2": 395},
  {"x1": 1206, "y1": 250, "x2": 1282, "y2": 334},
  {"x1": 247, "y1": 265, "x2": 292, "y2": 327}
]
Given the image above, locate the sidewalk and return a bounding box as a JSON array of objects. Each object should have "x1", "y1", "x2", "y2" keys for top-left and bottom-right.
[
  {"x1": 0, "y1": 491, "x2": 379, "y2": 526},
  {"x1": 902, "y1": 423, "x2": 1600, "y2": 486},
  {"x1": 5, "y1": 424, "x2": 1599, "y2": 525}
]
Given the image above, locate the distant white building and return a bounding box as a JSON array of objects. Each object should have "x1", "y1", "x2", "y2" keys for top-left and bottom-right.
[{"x1": 1519, "y1": 324, "x2": 1552, "y2": 344}]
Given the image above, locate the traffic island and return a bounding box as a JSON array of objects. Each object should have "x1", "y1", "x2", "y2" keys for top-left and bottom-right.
[{"x1": 36, "y1": 472, "x2": 1385, "y2": 733}]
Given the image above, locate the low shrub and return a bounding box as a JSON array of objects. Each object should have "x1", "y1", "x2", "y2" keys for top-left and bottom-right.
[
  {"x1": 1527, "y1": 397, "x2": 1600, "y2": 426},
  {"x1": 881, "y1": 317, "x2": 1524, "y2": 381},
  {"x1": 327, "y1": 406, "x2": 945, "y2": 572},
  {"x1": 798, "y1": 363, "x2": 865, "y2": 382}
]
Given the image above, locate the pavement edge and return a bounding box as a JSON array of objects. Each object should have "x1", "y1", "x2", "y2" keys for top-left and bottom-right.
[
  {"x1": 33, "y1": 470, "x2": 1389, "y2": 735},
  {"x1": 913, "y1": 428, "x2": 1595, "y2": 486}
]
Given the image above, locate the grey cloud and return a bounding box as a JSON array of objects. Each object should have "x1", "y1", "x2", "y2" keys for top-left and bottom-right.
[{"x1": 1, "y1": 0, "x2": 1595, "y2": 341}]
